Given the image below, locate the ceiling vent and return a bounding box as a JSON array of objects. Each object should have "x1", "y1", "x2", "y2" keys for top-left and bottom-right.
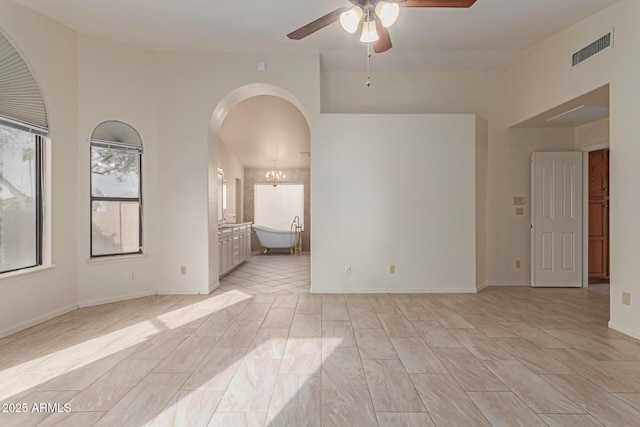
[{"x1": 572, "y1": 31, "x2": 612, "y2": 67}]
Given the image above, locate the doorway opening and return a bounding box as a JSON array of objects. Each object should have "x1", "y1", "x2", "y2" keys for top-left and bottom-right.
[
  {"x1": 588, "y1": 149, "x2": 610, "y2": 284},
  {"x1": 208, "y1": 84, "x2": 311, "y2": 294}
]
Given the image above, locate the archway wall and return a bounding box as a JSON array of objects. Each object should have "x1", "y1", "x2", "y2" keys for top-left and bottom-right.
[{"x1": 154, "y1": 52, "x2": 320, "y2": 294}]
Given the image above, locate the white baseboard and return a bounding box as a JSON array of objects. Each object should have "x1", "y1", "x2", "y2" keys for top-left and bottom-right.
[
  {"x1": 310, "y1": 287, "x2": 478, "y2": 294},
  {"x1": 489, "y1": 282, "x2": 531, "y2": 287},
  {"x1": 0, "y1": 303, "x2": 78, "y2": 338},
  {"x1": 476, "y1": 282, "x2": 489, "y2": 292},
  {"x1": 608, "y1": 320, "x2": 640, "y2": 340},
  {"x1": 79, "y1": 290, "x2": 156, "y2": 308},
  {"x1": 157, "y1": 289, "x2": 203, "y2": 295}
]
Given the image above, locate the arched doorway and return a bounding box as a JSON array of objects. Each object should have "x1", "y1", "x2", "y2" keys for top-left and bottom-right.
[{"x1": 208, "y1": 84, "x2": 311, "y2": 292}]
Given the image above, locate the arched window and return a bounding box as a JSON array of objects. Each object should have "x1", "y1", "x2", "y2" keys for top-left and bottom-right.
[
  {"x1": 0, "y1": 31, "x2": 48, "y2": 273},
  {"x1": 90, "y1": 121, "x2": 142, "y2": 257}
]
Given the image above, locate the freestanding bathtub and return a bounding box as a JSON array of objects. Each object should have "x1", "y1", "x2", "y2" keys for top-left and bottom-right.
[{"x1": 253, "y1": 224, "x2": 299, "y2": 254}]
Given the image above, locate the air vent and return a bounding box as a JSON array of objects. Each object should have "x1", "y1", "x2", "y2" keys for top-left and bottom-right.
[{"x1": 572, "y1": 31, "x2": 612, "y2": 67}]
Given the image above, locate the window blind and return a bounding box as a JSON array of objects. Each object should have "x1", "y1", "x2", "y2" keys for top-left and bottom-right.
[
  {"x1": 0, "y1": 32, "x2": 48, "y2": 134},
  {"x1": 91, "y1": 120, "x2": 142, "y2": 149}
]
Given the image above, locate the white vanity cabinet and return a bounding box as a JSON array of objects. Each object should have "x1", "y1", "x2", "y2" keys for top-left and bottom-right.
[{"x1": 218, "y1": 222, "x2": 252, "y2": 277}]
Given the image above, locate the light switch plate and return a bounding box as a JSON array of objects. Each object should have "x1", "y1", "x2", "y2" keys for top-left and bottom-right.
[
  {"x1": 516, "y1": 207, "x2": 524, "y2": 216},
  {"x1": 513, "y1": 196, "x2": 526, "y2": 206}
]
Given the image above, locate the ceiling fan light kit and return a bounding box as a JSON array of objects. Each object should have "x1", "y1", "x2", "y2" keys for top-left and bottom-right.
[
  {"x1": 375, "y1": 2, "x2": 400, "y2": 28},
  {"x1": 287, "y1": 0, "x2": 477, "y2": 86},
  {"x1": 339, "y1": 2, "x2": 399, "y2": 40},
  {"x1": 360, "y1": 19, "x2": 379, "y2": 42},
  {"x1": 287, "y1": 0, "x2": 477, "y2": 52},
  {"x1": 339, "y1": 6, "x2": 363, "y2": 33}
]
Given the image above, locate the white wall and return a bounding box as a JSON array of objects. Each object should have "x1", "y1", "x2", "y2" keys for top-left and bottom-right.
[
  {"x1": 155, "y1": 52, "x2": 321, "y2": 294},
  {"x1": 476, "y1": 117, "x2": 489, "y2": 290},
  {"x1": 492, "y1": 127, "x2": 575, "y2": 285},
  {"x1": 507, "y1": 0, "x2": 640, "y2": 339},
  {"x1": 0, "y1": 0, "x2": 79, "y2": 336},
  {"x1": 321, "y1": 71, "x2": 576, "y2": 286},
  {"x1": 76, "y1": 34, "x2": 159, "y2": 306},
  {"x1": 312, "y1": 114, "x2": 481, "y2": 293},
  {"x1": 217, "y1": 139, "x2": 244, "y2": 224},
  {"x1": 506, "y1": 11, "x2": 616, "y2": 128},
  {"x1": 208, "y1": 128, "x2": 221, "y2": 292}
]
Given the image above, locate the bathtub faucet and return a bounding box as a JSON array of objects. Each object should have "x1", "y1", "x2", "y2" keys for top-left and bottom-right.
[
  {"x1": 291, "y1": 216, "x2": 302, "y2": 256},
  {"x1": 291, "y1": 216, "x2": 301, "y2": 231}
]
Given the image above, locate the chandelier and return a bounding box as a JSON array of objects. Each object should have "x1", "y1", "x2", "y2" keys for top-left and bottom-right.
[
  {"x1": 339, "y1": 1, "x2": 400, "y2": 42},
  {"x1": 266, "y1": 160, "x2": 285, "y2": 188}
]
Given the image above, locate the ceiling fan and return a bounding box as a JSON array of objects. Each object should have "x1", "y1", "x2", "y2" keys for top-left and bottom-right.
[{"x1": 287, "y1": 0, "x2": 477, "y2": 53}]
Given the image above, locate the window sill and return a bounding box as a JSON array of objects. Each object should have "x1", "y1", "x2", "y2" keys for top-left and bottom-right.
[
  {"x1": 87, "y1": 254, "x2": 146, "y2": 265},
  {"x1": 0, "y1": 264, "x2": 56, "y2": 281}
]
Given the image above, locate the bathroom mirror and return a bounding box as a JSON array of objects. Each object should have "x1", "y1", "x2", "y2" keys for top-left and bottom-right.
[{"x1": 217, "y1": 169, "x2": 224, "y2": 224}]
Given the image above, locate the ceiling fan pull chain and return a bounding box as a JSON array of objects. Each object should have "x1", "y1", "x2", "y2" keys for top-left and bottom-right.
[{"x1": 366, "y1": 42, "x2": 372, "y2": 87}]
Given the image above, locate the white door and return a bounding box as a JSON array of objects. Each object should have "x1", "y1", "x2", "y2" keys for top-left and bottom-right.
[{"x1": 531, "y1": 152, "x2": 583, "y2": 287}]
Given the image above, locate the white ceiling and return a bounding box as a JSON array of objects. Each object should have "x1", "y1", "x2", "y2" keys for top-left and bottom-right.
[
  {"x1": 13, "y1": 0, "x2": 619, "y2": 166},
  {"x1": 14, "y1": 0, "x2": 622, "y2": 71},
  {"x1": 219, "y1": 96, "x2": 310, "y2": 169}
]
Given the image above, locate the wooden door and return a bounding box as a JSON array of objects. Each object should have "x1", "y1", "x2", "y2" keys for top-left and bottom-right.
[{"x1": 588, "y1": 149, "x2": 609, "y2": 280}]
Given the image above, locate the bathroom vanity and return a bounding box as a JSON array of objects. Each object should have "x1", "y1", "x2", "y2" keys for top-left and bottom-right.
[{"x1": 218, "y1": 222, "x2": 252, "y2": 277}]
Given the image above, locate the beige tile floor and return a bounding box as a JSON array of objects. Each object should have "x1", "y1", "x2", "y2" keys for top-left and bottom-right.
[
  {"x1": 219, "y1": 254, "x2": 311, "y2": 295},
  {"x1": 1, "y1": 255, "x2": 640, "y2": 426}
]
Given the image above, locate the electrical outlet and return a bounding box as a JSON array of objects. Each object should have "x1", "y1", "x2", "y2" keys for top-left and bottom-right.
[
  {"x1": 130, "y1": 271, "x2": 136, "y2": 281},
  {"x1": 389, "y1": 264, "x2": 396, "y2": 274},
  {"x1": 515, "y1": 260, "x2": 521, "y2": 269},
  {"x1": 622, "y1": 292, "x2": 631, "y2": 306},
  {"x1": 345, "y1": 264, "x2": 352, "y2": 273},
  {"x1": 180, "y1": 265, "x2": 187, "y2": 275},
  {"x1": 515, "y1": 207, "x2": 524, "y2": 216}
]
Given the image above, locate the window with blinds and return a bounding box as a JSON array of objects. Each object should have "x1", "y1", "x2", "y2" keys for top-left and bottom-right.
[
  {"x1": 90, "y1": 121, "x2": 143, "y2": 257},
  {"x1": 0, "y1": 30, "x2": 47, "y2": 274}
]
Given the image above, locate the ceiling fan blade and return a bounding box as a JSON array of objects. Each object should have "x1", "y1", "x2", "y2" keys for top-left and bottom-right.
[
  {"x1": 373, "y1": 18, "x2": 392, "y2": 53},
  {"x1": 287, "y1": 7, "x2": 350, "y2": 40},
  {"x1": 398, "y1": 0, "x2": 477, "y2": 7}
]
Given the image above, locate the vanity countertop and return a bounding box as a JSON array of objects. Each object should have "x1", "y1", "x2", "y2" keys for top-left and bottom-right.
[{"x1": 218, "y1": 222, "x2": 253, "y2": 229}]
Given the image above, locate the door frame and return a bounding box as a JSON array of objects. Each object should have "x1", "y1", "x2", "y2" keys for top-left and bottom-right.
[{"x1": 579, "y1": 142, "x2": 610, "y2": 287}]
